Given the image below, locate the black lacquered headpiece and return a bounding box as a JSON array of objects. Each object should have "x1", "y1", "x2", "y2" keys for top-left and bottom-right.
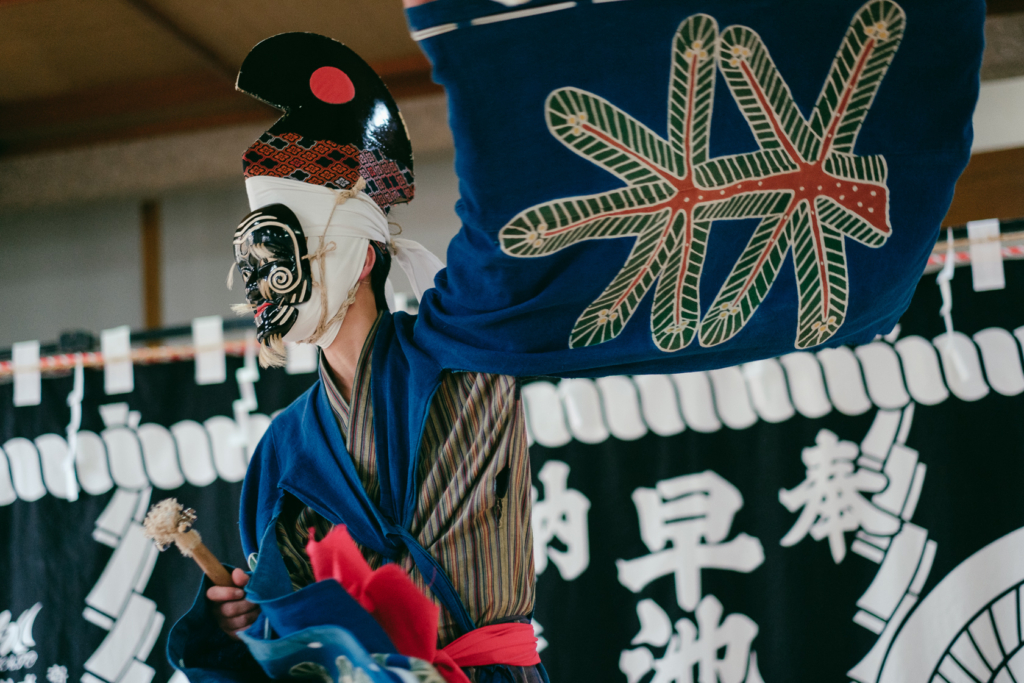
[{"x1": 237, "y1": 32, "x2": 415, "y2": 212}]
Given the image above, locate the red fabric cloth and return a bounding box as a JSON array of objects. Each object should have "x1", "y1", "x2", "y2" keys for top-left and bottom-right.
[
  {"x1": 306, "y1": 526, "x2": 539, "y2": 683},
  {"x1": 441, "y1": 623, "x2": 542, "y2": 668}
]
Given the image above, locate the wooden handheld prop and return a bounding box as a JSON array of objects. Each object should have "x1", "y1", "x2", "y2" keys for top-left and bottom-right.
[{"x1": 143, "y1": 498, "x2": 234, "y2": 587}]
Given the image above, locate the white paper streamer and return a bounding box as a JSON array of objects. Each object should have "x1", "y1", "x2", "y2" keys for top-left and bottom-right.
[
  {"x1": 12, "y1": 340, "x2": 41, "y2": 407},
  {"x1": 101, "y1": 326, "x2": 134, "y2": 395},
  {"x1": 192, "y1": 316, "x2": 226, "y2": 385},
  {"x1": 936, "y1": 229, "x2": 970, "y2": 382},
  {"x1": 967, "y1": 218, "x2": 1005, "y2": 292},
  {"x1": 64, "y1": 355, "x2": 84, "y2": 502}
]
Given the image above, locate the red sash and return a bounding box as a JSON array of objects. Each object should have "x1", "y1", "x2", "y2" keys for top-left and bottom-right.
[
  {"x1": 434, "y1": 621, "x2": 541, "y2": 680},
  {"x1": 307, "y1": 526, "x2": 539, "y2": 683}
]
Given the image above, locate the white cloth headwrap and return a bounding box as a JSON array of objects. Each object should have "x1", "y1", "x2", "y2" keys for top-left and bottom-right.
[{"x1": 245, "y1": 176, "x2": 444, "y2": 348}]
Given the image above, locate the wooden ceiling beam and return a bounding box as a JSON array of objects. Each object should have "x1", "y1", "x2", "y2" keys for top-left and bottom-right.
[
  {"x1": 121, "y1": 0, "x2": 237, "y2": 81},
  {"x1": 0, "y1": 54, "x2": 441, "y2": 156},
  {"x1": 0, "y1": 54, "x2": 437, "y2": 135},
  {"x1": 987, "y1": 0, "x2": 1024, "y2": 15},
  {"x1": 0, "y1": 108, "x2": 276, "y2": 156},
  {"x1": 0, "y1": 72, "x2": 252, "y2": 135},
  {"x1": 943, "y1": 147, "x2": 1024, "y2": 226}
]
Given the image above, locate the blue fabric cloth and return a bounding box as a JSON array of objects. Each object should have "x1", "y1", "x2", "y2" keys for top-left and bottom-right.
[
  {"x1": 167, "y1": 547, "x2": 433, "y2": 683},
  {"x1": 242, "y1": 521, "x2": 398, "y2": 655},
  {"x1": 404, "y1": 0, "x2": 983, "y2": 378},
  {"x1": 166, "y1": 565, "x2": 270, "y2": 683},
  {"x1": 232, "y1": 522, "x2": 409, "y2": 682}
]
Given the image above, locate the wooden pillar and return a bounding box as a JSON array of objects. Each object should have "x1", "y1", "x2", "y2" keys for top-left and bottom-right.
[
  {"x1": 943, "y1": 147, "x2": 1024, "y2": 226},
  {"x1": 141, "y1": 199, "x2": 162, "y2": 330}
]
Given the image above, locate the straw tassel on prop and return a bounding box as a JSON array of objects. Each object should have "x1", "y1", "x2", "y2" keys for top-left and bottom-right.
[{"x1": 143, "y1": 498, "x2": 234, "y2": 587}]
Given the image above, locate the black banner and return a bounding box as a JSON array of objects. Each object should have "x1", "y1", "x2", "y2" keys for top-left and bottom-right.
[
  {"x1": 3, "y1": 261, "x2": 1024, "y2": 683},
  {"x1": 531, "y1": 261, "x2": 1024, "y2": 683},
  {"x1": 0, "y1": 359, "x2": 316, "y2": 683}
]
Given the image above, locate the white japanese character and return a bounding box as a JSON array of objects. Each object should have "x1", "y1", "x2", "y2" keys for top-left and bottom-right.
[
  {"x1": 532, "y1": 461, "x2": 591, "y2": 580},
  {"x1": 619, "y1": 596, "x2": 761, "y2": 683},
  {"x1": 617, "y1": 471, "x2": 764, "y2": 611},
  {"x1": 0, "y1": 604, "x2": 41, "y2": 657},
  {"x1": 532, "y1": 619, "x2": 548, "y2": 653},
  {"x1": 779, "y1": 429, "x2": 901, "y2": 563},
  {"x1": 45, "y1": 667, "x2": 67, "y2": 683}
]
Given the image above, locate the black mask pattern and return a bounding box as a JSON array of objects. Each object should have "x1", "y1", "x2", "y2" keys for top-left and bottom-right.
[{"x1": 233, "y1": 204, "x2": 312, "y2": 344}]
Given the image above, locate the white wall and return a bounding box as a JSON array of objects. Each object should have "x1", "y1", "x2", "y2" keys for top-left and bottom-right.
[
  {"x1": 1, "y1": 199, "x2": 143, "y2": 348},
  {"x1": 0, "y1": 150, "x2": 462, "y2": 349},
  {"x1": 160, "y1": 181, "x2": 252, "y2": 326},
  {"x1": 388, "y1": 151, "x2": 463, "y2": 292},
  {"x1": 973, "y1": 75, "x2": 1024, "y2": 153}
]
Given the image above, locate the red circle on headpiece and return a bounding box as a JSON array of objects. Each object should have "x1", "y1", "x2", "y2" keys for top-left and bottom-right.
[{"x1": 309, "y1": 66, "x2": 355, "y2": 104}]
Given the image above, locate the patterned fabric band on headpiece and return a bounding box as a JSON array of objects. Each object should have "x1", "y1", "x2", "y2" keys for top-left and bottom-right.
[{"x1": 243, "y1": 132, "x2": 415, "y2": 211}]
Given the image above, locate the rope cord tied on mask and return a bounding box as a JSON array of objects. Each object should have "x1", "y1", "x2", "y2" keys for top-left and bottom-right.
[
  {"x1": 297, "y1": 177, "x2": 368, "y2": 347},
  {"x1": 243, "y1": 175, "x2": 445, "y2": 352}
]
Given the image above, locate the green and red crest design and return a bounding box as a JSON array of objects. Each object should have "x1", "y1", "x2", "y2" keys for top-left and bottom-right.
[{"x1": 499, "y1": 1, "x2": 903, "y2": 351}]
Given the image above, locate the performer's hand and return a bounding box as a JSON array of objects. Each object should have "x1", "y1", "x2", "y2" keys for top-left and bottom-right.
[{"x1": 207, "y1": 568, "x2": 260, "y2": 639}]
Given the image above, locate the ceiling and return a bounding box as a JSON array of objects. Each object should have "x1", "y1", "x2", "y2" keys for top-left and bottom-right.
[
  {"x1": 0, "y1": 0, "x2": 1022, "y2": 157},
  {"x1": 0, "y1": 0, "x2": 436, "y2": 155}
]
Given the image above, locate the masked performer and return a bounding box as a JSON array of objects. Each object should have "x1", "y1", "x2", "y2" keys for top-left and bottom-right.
[
  {"x1": 169, "y1": 0, "x2": 983, "y2": 681},
  {"x1": 168, "y1": 31, "x2": 544, "y2": 683}
]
